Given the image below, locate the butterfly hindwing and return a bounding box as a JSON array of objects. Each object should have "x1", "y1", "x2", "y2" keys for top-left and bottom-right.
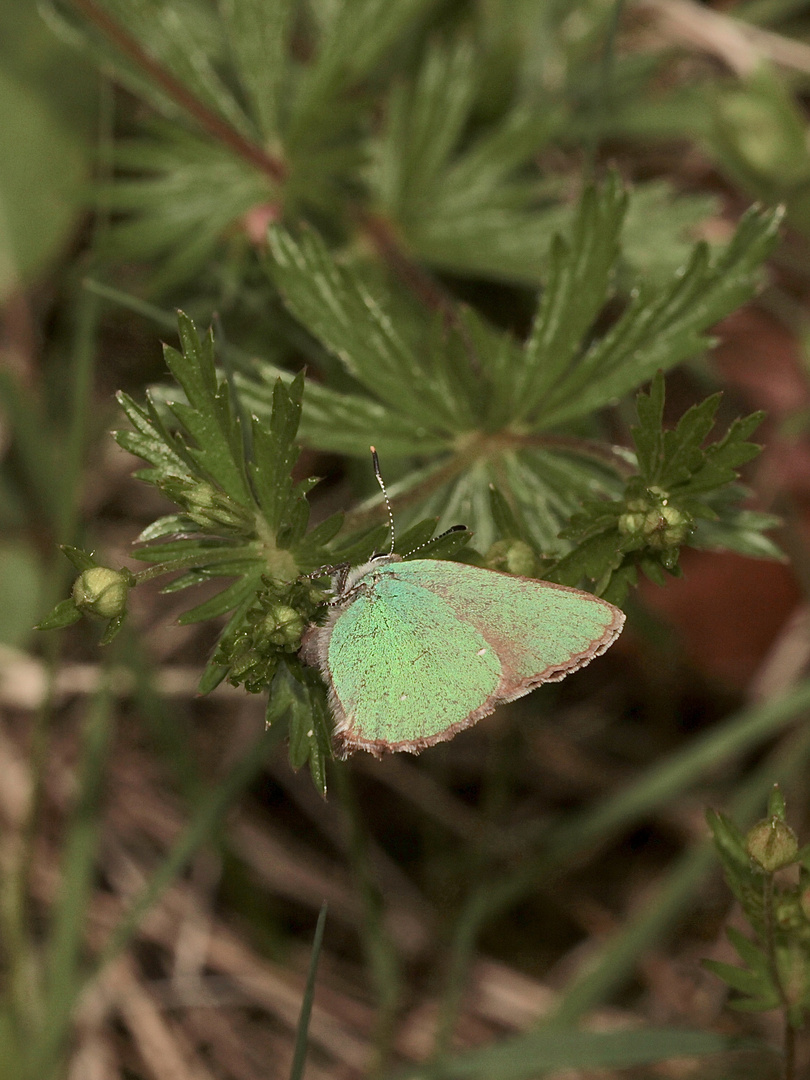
[{"x1": 389, "y1": 560, "x2": 624, "y2": 693}]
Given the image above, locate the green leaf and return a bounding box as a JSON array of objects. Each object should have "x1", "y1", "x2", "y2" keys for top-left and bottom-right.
[
  {"x1": 376, "y1": 39, "x2": 477, "y2": 220},
  {"x1": 99, "y1": 615, "x2": 126, "y2": 645},
  {"x1": 219, "y1": 0, "x2": 293, "y2": 141},
  {"x1": 248, "y1": 373, "x2": 305, "y2": 535},
  {"x1": 114, "y1": 389, "x2": 196, "y2": 484},
  {"x1": 163, "y1": 314, "x2": 251, "y2": 503},
  {"x1": 237, "y1": 371, "x2": 446, "y2": 457},
  {"x1": 703, "y1": 959, "x2": 771, "y2": 997},
  {"x1": 289, "y1": 902, "x2": 328, "y2": 1080},
  {"x1": 36, "y1": 598, "x2": 82, "y2": 632},
  {"x1": 288, "y1": 0, "x2": 436, "y2": 143},
  {"x1": 515, "y1": 172, "x2": 628, "y2": 420},
  {"x1": 61, "y1": 545, "x2": 98, "y2": 573},
  {"x1": 266, "y1": 225, "x2": 465, "y2": 433},
  {"x1": 177, "y1": 572, "x2": 262, "y2": 625},
  {"x1": 102, "y1": 123, "x2": 273, "y2": 288},
  {"x1": 372, "y1": 37, "x2": 567, "y2": 284},
  {"x1": 547, "y1": 373, "x2": 775, "y2": 595},
  {"x1": 90, "y1": 0, "x2": 254, "y2": 137},
  {"x1": 532, "y1": 205, "x2": 783, "y2": 429},
  {"x1": 137, "y1": 514, "x2": 202, "y2": 542}
]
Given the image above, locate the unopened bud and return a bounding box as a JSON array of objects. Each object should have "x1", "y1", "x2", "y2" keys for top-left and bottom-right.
[
  {"x1": 485, "y1": 539, "x2": 537, "y2": 577},
  {"x1": 746, "y1": 818, "x2": 799, "y2": 872},
  {"x1": 72, "y1": 567, "x2": 131, "y2": 619},
  {"x1": 262, "y1": 603, "x2": 305, "y2": 649}
]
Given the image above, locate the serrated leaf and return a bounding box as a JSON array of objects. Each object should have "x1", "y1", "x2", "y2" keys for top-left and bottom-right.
[
  {"x1": 727, "y1": 926, "x2": 772, "y2": 974},
  {"x1": 159, "y1": 571, "x2": 209, "y2": 594},
  {"x1": 98, "y1": 0, "x2": 254, "y2": 136},
  {"x1": 114, "y1": 390, "x2": 194, "y2": 481},
  {"x1": 163, "y1": 316, "x2": 251, "y2": 503},
  {"x1": 103, "y1": 123, "x2": 272, "y2": 288},
  {"x1": 248, "y1": 373, "x2": 304, "y2": 533},
  {"x1": 516, "y1": 173, "x2": 627, "y2": 419},
  {"x1": 137, "y1": 515, "x2": 201, "y2": 542},
  {"x1": 132, "y1": 541, "x2": 256, "y2": 565},
  {"x1": 707, "y1": 809, "x2": 750, "y2": 866},
  {"x1": 533, "y1": 206, "x2": 782, "y2": 429},
  {"x1": 266, "y1": 226, "x2": 463, "y2": 432},
  {"x1": 488, "y1": 485, "x2": 526, "y2": 541},
  {"x1": 236, "y1": 371, "x2": 449, "y2": 457},
  {"x1": 288, "y1": 0, "x2": 435, "y2": 143},
  {"x1": 632, "y1": 370, "x2": 666, "y2": 479}
]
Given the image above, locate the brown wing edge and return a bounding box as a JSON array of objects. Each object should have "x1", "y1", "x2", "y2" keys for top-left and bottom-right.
[{"x1": 328, "y1": 597, "x2": 626, "y2": 759}]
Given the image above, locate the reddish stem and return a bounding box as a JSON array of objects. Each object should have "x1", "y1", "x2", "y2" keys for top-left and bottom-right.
[{"x1": 68, "y1": 0, "x2": 287, "y2": 183}]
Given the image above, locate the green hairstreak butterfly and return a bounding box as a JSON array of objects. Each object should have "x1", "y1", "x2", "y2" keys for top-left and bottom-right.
[{"x1": 301, "y1": 451, "x2": 624, "y2": 758}]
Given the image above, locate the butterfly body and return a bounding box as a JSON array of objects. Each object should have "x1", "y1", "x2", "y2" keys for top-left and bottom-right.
[{"x1": 301, "y1": 555, "x2": 624, "y2": 758}]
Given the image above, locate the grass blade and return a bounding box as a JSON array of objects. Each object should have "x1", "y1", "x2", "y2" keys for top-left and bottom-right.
[{"x1": 289, "y1": 902, "x2": 328, "y2": 1080}]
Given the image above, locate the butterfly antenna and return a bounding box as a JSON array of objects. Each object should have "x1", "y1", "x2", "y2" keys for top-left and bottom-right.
[
  {"x1": 370, "y1": 446, "x2": 396, "y2": 556},
  {"x1": 403, "y1": 523, "x2": 467, "y2": 557}
]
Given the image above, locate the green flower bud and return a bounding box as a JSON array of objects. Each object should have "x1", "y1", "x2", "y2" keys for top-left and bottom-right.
[
  {"x1": 72, "y1": 567, "x2": 132, "y2": 619},
  {"x1": 262, "y1": 602, "x2": 306, "y2": 649},
  {"x1": 618, "y1": 510, "x2": 649, "y2": 536},
  {"x1": 485, "y1": 539, "x2": 537, "y2": 577},
  {"x1": 183, "y1": 482, "x2": 249, "y2": 530},
  {"x1": 645, "y1": 505, "x2": 692, "y2": 549},
  {"x1": 746, "y1": 818, "x2": 799, "y2": 872},
  {"x1": 774, "y1": 893, "x2": 804, "y2": 931}
]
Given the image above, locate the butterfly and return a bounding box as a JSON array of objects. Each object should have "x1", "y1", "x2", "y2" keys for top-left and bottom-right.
[{"x1": 301, "y1": 450, "x2": 624, "y2": 758}]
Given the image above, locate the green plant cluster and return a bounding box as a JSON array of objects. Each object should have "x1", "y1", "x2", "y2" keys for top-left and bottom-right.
[
  {"x1": 39, "y1": 171, "x2": 784, "y2": 789},
  {"x1": 548, "y1": 370, "x2": 775, "y2": 603},
  {"x1": 48, "y1": 0, "x2": 729, "y2": 294},
  {"x1": 707, "y1": 788, "x2": 810, "y2": 1029}
]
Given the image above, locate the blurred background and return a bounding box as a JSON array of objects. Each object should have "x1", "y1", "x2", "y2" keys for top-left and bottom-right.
[{"x1": 4, "y1": 0, "x2": 810, "y2": 1077}]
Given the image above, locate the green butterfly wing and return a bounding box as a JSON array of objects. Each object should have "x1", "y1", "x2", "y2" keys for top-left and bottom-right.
[
  {"x1": 323, "y1": 560, "x2": 623, "y2": 757},
  {"x1": 327, "y1": 574, "x2": 501, "y2": 755},
  {"x1": 393, "y1": 560, "x2": 624, "y2": 687}
]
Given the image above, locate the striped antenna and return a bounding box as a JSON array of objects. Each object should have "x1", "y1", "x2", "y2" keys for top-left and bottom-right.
[
  {"x1": 403, "y1": 523, "x2": 467, "y2": 558},
  {"x1": 370, "y1": 446, "x2": 396, "y2": 556}
]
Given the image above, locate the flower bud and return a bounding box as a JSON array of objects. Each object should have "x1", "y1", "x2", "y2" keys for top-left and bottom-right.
[
  {"x1": 746, "y1": 818, "x2": 799, "y2": 872},
  {"x1": 618, "y1": 510, "x2": 649, "y2": 536},
  {"x1": 645, "y1": 505, "x2": 692, "y2": 549},
  {"x1": 262, "y1": 603, "x2": 305, "y2": 649},
  {"x1": 184, "y1": 482, "x2": 248, "y2": 529},
  {"x1": 485, "y1": 539, "x2": 537, "y2": 577},
  {"x1": 72, "y1": 567, "x2": 131, "y2": 619}
]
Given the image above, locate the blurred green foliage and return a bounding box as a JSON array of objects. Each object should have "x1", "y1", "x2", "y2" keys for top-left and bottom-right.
[{"x1": 6, "y1": 1, "x2": 810, "y2": 1077}]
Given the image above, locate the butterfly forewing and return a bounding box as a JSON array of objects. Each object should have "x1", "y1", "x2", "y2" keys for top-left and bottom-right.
[{"x1": 327, "y1": 572, "x2": 502, "y2": 753}]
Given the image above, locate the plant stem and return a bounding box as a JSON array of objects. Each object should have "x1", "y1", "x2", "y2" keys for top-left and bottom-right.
[{"x1": 762, "y1": 873, "x2": 796, "y2": 1080}]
